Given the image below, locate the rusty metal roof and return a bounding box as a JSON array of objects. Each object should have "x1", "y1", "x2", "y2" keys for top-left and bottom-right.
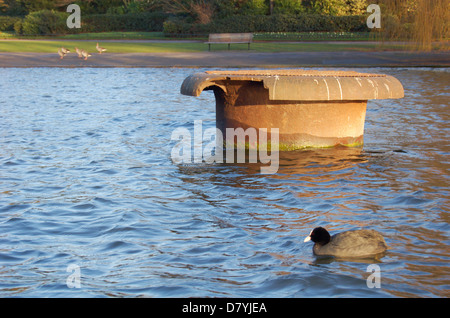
[
  {"x1": 181, "y1": 69, "x2": 404, "y2": 101},
  {"x1": 205, "y1": 69, "x2": 386, "y2": 77}
]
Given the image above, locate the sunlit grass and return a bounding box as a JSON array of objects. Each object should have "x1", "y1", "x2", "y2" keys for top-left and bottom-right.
[
  {"x1": 0, "y1": 39, "x2": 411, "y2": 53},
  {"x1": 0, "y1": 30, "x2": 418, "y2": 53},
  {"x1": 254, "y1": 31, "x2": 372, "y2": 41},
  {"x1": 0, "y1": 40, "x2": 205, "y2": 53},
  {"x1": 58, "y1": 31, "x2": 168, "y2": 40}
]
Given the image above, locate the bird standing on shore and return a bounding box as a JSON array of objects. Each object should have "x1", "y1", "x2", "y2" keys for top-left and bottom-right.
[
  {"x1": 57, "y1": 47, "x2": 70, "y2": 59},
  {"x1": 96, "y1": 43, "x2": 107, "y2": 54},
  {"x1": 75, "y1": 47, "x2": 83, "y2": 58},
  {"x1": 81, "y1": 49, "x2": 92, "y2": 60}
]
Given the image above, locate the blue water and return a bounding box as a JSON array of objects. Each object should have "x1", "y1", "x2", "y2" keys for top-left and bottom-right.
[{"x1": 0, "y1": 67, "x2": 449, "y2": 297}]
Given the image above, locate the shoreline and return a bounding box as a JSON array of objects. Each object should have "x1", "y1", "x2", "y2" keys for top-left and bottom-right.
[{"x1": 0, "y1": 51, "x2": 449, "y2": 68}]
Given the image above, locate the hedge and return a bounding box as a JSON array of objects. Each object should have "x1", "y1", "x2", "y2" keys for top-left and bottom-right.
[
  {"x1": 0, "y1": 16, "x2": 22, "y2": 31},
  {"x1": 9, "y1": 11, "x2": 367, "y2": 36},
  {"x1": 81, "y1": 12, "x2": 168, "y2": 33},
  {"x1": 164, "y1": 14, "x2": 369, "y2": 36},
  {"x1": 19, "y1": 10, "x2": 67, "y2": 35},
  {"x1": 12, "y1": 11, "x2": 168, "y2": 35}
]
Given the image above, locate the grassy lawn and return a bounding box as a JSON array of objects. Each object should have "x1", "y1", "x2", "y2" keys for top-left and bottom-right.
[
  {"x1": 0, "y1": 31, "x2": 373, "y2": 41},
  {"x1": 0, "y1": 31, "x2": 205, "y2": 41},
  {"x1": 0, "y1": 40, "x2": 206, "y2": 53},
  {"x1": 58, "y1": 31, "x2": 209, "y2": 41},
  {"x1": 58, "y1": 31, "x2": 169, "y2": 40},
  {"x1": 0, "y1": 40, "x2": 410, "y2": 53},
  {"x1": 0, "y1": 31, "x2": 413, "y2": 53},
  {"x1": 253, "y1": 31, "x2": 372, "y2": 41}
]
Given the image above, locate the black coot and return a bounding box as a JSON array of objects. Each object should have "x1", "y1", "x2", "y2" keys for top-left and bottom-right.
[{"x1": 304, "y1": 227, "x2": 388, "y2": 258}]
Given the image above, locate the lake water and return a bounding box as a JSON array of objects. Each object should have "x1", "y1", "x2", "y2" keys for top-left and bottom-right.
[{"x1": 0, "y1": 67, "x2": 448, "y2": 298}]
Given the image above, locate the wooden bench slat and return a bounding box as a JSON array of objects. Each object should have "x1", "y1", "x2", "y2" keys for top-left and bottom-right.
[{"x1": 206, "y1": 33, "x2": 253, "y2": 51}]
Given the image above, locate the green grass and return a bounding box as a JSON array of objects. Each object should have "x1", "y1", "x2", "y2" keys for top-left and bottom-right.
[
  {"x1": 0, "y1": 40, "x2": 205, "y2": 53},
  {"x1": 1, "y1": 31, "x2": 444, "y2": 53},
  {"x1": 0, "y1": 30, "x2": 417, "y2": 53},
  {"x1": 0, "y1": 30, "x2": 375, "y2": 43},
  {"x1": 0, "y1": 38, "x2": 411, "y2": 53},
  {"x1": 254, "y1": 31, "x2": 372, "y2": 42},
  {"x1": 0, "y1": 31, "x2": 207, "y2": 41},
  {"x1": 0, "y1": 31, "x2": 167, "y2": 40},
  {"x1": 56, "y1": 31, "x2": 373, "y2": 42},
  {"x1": 57, "y1": 31, "x2": 169, "y2": 40},
  {"x1": 0, "y1": 31, "x2": 416, "y2": 52}
]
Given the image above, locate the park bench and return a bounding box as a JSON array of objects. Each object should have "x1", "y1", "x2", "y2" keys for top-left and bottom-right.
[{"x1": 206, "y1": 33, "x2": 253, "y2": 51}]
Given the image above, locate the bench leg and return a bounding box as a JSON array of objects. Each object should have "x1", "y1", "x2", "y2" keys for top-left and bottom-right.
[
  {"x1": 209, "y1": 43, "x2": 211, "y2": 51},
  {"x1": 248, "y1": 43, "x2": 250, "y2": 50},
  {"x1": 228, "y1": 43, "x2": 230, "y2": 50}
]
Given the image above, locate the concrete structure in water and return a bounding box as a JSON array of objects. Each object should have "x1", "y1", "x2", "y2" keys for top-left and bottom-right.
[{"x1": 180, "y1": 69, "x2": 404, "y2": 150}]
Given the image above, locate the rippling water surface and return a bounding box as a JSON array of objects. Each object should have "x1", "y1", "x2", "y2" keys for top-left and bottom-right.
[{"x1": 0, "y1": 67, "x2": 448, "y2": 297}]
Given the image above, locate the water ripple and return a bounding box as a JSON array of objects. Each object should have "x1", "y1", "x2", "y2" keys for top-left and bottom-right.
[{"x1": 0, "y1": 67, "x2": 448, "y2": 297}]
